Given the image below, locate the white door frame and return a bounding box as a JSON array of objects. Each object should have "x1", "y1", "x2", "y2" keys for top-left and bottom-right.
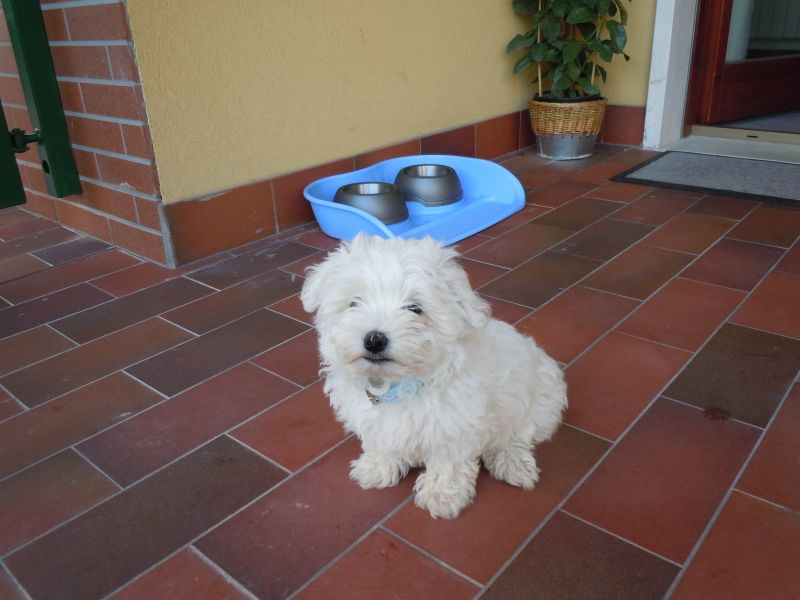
[{"x1": 643, "y1": 0, "x2": 700, "y2": 149}]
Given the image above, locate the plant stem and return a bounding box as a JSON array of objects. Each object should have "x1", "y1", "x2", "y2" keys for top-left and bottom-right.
[
  {"x1": 590, "y1": 18, "x2": 606, "y2": 86},
  {"x1": 537, "y1": 0, "x2": 542, "y2": 97}
]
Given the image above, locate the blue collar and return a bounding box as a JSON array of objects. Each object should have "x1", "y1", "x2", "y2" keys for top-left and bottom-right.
[{"x1": 365, "y1": 379, "x2": 423, "y2": 405}]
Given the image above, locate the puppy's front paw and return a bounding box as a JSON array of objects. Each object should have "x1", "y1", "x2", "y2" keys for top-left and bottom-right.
[
  {"x1": 483, "y1": 445, "x2": 540, "y2": 490},
  {"x1": 350, "y1": 453, "x2": 407, "y2": 489},
  {"x1": 413, "y1": 471, "x2": 474, "y2": 519}
]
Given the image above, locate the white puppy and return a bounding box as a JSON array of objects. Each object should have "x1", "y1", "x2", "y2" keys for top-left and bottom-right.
[{"x1": 301, "y1": 233, "x2": 567, "y2": 519}]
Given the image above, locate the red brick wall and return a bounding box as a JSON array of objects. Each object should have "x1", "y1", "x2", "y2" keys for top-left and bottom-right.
[{"x1": 0, "y1": 0, "x2": 166, "y2": 264}]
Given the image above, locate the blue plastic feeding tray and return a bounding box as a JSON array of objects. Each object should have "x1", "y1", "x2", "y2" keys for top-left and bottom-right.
[{"x1": 303, "y1": 154, "x2": 525, "y2": 245}]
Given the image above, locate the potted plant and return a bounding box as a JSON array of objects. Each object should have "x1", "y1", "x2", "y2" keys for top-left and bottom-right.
[{"x1": 506, "y1": 0, "x2": 631, "y2": 160}]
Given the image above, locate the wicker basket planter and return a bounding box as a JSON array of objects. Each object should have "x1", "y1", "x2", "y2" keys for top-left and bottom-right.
[{"x1": 528, "y1": 95, "x2": 607, "y2": 160}]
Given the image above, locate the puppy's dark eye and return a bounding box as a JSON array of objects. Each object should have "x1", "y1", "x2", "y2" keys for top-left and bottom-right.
[
  {"x1": 350, "y1": 298, "x2": 361, "y2": 308},
  {"x1": 405, "y1": 304, "x2": 423, "y2": 315}
]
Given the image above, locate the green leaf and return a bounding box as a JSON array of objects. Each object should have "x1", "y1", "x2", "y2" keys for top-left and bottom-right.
[
  {"x1": 566, "y1": 61, "x2": 581, "y2": 80},
  {"x1": 512, "y1": 0, "x2": 539, "y2": 15},
  {"x1": 588, "y1": 39, "x2": 612, "y2": 61},
  {"x1": 566, "y1": 5, "x2": 595, "y2": 24},
  {"x1": 540, "y1": 14, "x2": 561, "y2": 42},
  {"x1": 552, "y1": 0, "x2": 569, "y2": 18},
  {"x1": 507, "y1": 33, "x2": 535, "y2": 53},
  {"x1": 562, "y1": 40, "x2": 583, "y2": 63},
  {"x1": 530, "y1": 42, "x2": 549, "y2": 62},
  {"x1": 545, "y1": 47, "x2": 561, "y2": 61},
  {"x1": 612, "y1": 0, "x2": 629, "y2": 25},
  {"x1": 595, "y1": 64, "x2": 608, "y2": 82},
  {"x1": 597, "y1": 0, "x2": 611, "y2": 15},
  {"x1": 581, "y1": 80, "x2": 601, "y2": 96},
  {"x1": 513, "y1": 53, "x2": 533, "y2": 74},
  {"x1": 607, "y1": 1, "x2": 617, "y2": 17},
  {"x1": 606, "y1": 20, "x2": 627, "y2": 51}
]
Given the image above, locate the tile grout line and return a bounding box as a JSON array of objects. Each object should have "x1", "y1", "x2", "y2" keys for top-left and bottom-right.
[
  {"x1": 560, "y1": 508, "x2": 683, "y2": 568},
  {"x1": 188, "y1": 546, "x2": 261, "y2": 600},
  {"x1": 660, "y1": 395, "x2": 765, "y2": 432},
  {"x1": 70, "y1": 445, "x2": 123, "y2": 491},
  {"x1": 663, "y1": 377, "x2": 799, "y2": 599},
  {"x1": 562, "y1": 422, "x2": 614, "y2": 444},
  {"x1": 224, "y1": 434, "x2": 293, "y2": 477},
  {"x1": 0, "y1": 560, "x2": 33, "y2": 600},
  {"x1": 477, "y1": 222, "x2": 782, "y2": 593},
  {"x1": 378, "y1": 525, "x2": 484, "y2": 589},
  {"x1": 732, "y1": 488, "x2": 800, "y2": 517},
  {"x1": 284, "y1": 496, "x2": 417, "y2": 600}
]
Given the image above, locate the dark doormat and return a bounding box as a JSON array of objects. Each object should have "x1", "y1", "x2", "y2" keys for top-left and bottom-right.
[{"x1": 611, "y1": 151, "x2": 800, "y2": 206}]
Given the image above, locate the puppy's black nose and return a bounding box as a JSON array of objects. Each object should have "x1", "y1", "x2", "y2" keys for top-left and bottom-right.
[{"x1": 364, "y1": 330, "x2": 389, "y2": 353}]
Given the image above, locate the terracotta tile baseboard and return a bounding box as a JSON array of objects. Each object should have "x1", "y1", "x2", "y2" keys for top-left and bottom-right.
[{"x1": 164, "y1": 105, "x2": 645, "y2": 267}]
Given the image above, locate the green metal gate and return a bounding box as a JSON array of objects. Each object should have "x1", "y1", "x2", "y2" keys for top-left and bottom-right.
[{"x1": 1, "y1": 0, "x2": 81, "y2": 209}]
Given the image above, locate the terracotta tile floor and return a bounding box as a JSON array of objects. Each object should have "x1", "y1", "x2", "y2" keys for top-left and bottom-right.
[{"x1": 1, "y1": 145, "x2": 799, "y2": 599}]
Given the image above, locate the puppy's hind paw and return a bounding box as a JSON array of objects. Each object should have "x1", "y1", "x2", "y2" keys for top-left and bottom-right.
[
  {"x1": 484, "y1": 446, "x2": 540, "y2": 490},
  {"x1": 350, "y1": 453, "x2": 407, "y2": 489}
]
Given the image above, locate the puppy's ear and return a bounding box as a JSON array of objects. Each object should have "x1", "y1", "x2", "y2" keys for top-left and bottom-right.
[
  {"x1": 431, "y1": 238, "x2": 490, "y2": 329},
  {"x1": 300, "y1": 258, "x2": 330, "y2": 314}
]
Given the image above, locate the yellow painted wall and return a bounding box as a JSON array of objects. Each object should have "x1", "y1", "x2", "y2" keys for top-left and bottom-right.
[{"x1": 126, "y1": 1, "x2": 656, "y2": 203}]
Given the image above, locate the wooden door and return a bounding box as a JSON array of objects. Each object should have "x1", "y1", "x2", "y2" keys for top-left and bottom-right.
[{"x1": 688, "y1": 0, "x2": 800, "y2": 125}]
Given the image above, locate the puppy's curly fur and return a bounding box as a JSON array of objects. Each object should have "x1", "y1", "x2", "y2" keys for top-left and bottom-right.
[{"x1": 301, "y1": 233, "x2": 567, "y2": 518}]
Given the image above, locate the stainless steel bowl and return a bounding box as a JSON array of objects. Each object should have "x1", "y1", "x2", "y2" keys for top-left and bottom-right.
[
  {"x1": 394, "y1": 164, "x2": 463, "y2": 206},
  {"x1": 333, "y1": 182, "x2": 409, "y2": 225}
]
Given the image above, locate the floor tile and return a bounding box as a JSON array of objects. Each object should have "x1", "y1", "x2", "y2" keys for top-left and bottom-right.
[
  {"x1": 644, "y1": 212, "x2": 733, "y2": 254},
  {"x1": 567, "y1": 398, "x2": 758, "y2": 563},
  {"x1": 0, "y1": 388, "x2": 22, "y2": 421},
  {"x1": 731, "y1": 270, "x2": 800, "y2": 339},
  {"x1": 51, "y1": 277, "x2": 213, "y2": 343},
  {"x1": 664, "y1": 324, "x2": 800, "y2": 428},
  {"x1": 452, "y1": 233, "x2": 491, "y2": 254},
  {"x1": 0, "y1": 326, "x2": 76, "y2": 377},
  {"x1": 499, "y1": 152, "x2": 549, "y2": 175},
  {"x1": 0, "y1": 450, "x2": 117, "y2": 555},
  {"x1": 384, "y1": 426, "x2": 610, "y2": 583},
  {"x1": 584, "y1": 181, "x2": 653, "y2": 203},
  {"x1": 465, "y1": 223, "x2": 573, "y2": 268},
  {"x1": 513, "y1": 165, "x2": 564, "y2": 191},
  {"x1": 6, "y1": 437, "x2": 284, "y2": 600},
  {"x1": 0, "y1": 208, "x2": 38, "y2": 228},
  {"x1": 551, "y1": 218, "x2": 654, "y2": 261},
  {"x1": 688, "y1": 195, "x2": 757, "y2": 220},
  {"x1": 110, "y1": 549, "x2": 250, "y2": 600},
  {"x1": 251, "y1": 329, "x2": 320, "y2": 386},
  {"x1": 527, "y1": 180, "x2": 598, "y2": 208},
  {"x1": 0, "y1": 250, "x2": 139, "y2": 304},
  {"x1": 268, "y1": 293, "x2": 311, "y2": 325},
  {"x1": 479, "y1": 204, "x2": 550, "y2": 237},
  {"x1": 79, "y1": 363, "x2": 298, "y2": 486},
  {"x1": 613, "y1": 191, "x2": 696, "y2": 226},
  {"x1": 0, "y1": 570, "x2": 24, "y2": 600},
  {"x1": 0, "y1": 284, "x2": 113, "y2": 339},
  {"x1": 32, "y1": 237, "x2": 112, "y2": 265},
  {"x1": 91, "y1": 261, "x2": 178, "y2": 297},
  {"x1": 565, "y1": 332, "x2": 690, "y2": 440},
  {"x1": 582, "y1": 244, "x2": 693, "y2": 300},
  {"x1": 531, "y1": 197, "x2": 623, "y2": 231},
  {"x1": 196, "y1": 438, "x2": 412, "y2": 600},
  {"x1": 0, "y1": 253, "x2": 50, "y2": 283},
  {"x1": 682, "y1": 238, "x2": 782, "y2": 291},
  {"x1": 481, "y1": 295, "x2": 533, "y2": 325},
  {"x1": 617, "y1": 277, "x2": 744, "y2": 351},
  {"x1": 163, "y1": 270, "x2": 302, "y2": 334},
  {"x1": 127, "y1": 309, "x2": 308, "y2": 397},
  {"x1": 671, "y1": 492, "x2": 800, "y2": 600},
  {"x1": 459, "y1": 258, "x2": 508, "y2": 289},
  {"x1": 518, "y1": 286, "x2": 639, "y2": 364},
  {"x1": 3, "y1": 318, "x2": 192, "y2": 407},
  {"x1": 296, "y1": 530, "x2": 478, "y2": 600},
  {"x1": 0, "y1": 227, "x2": 78, "y2": 261},
  {"x1": 777, "y1": 241, "x2": 800, "y2": 275},
  {"x1": 726, "y1": 204, "x2": 800, "y2": 248},
  {"x1": 189, "y1": 241, "x2": 318, "y2": 289},
  {"x1": 279, "y1": 251, "x2": 323, "y2": 277},
  {"x1": 0, "y1": 373, "x2": 162, "y2": 479},
  {"x1": 232, "y1": 381, "x2": 346, "y2": 471},
  {"x1": 286, "y1": 228, "x2": 341, "y2": 251},
  {"x1": 737, "y1": 384, "x2": 800, "y2": 512},
  {"x1": 483, "y1": 511, "x2": 678, "y2": 600},
  {"x1": 481, "y1": 251, "x2": 601, "y2": 308}
]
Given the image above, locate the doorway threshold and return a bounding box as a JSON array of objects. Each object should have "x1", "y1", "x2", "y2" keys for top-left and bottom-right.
[{"x1": 666, "y1": 127, "x2": 800, "y2": 165}]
